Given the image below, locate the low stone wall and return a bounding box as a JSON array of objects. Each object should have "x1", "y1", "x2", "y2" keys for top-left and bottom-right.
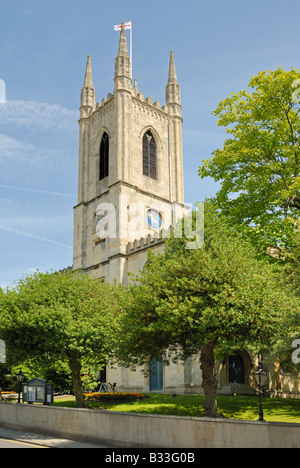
[{"x1": 0, "y1": 402, "x2": 299, "y2": 448}]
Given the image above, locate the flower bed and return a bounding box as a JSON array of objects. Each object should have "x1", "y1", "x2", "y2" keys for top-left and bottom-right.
[
  {"x1": 0, "y1": 391, "x2": 18, "y2": 401},
  {"x1": 84, "y1": 392, "x2": 146, "y2": 402}
]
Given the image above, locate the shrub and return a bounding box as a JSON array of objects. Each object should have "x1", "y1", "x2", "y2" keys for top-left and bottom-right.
[{"x1": 84, "y1": 392, "x2": 146, "y2": 402}]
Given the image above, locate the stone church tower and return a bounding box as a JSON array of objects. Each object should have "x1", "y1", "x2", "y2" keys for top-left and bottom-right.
[
  {"x1": 72, "y1": 22, "x2": 196, "y2": 393},
  {"x1": 73, "y1": 23, "x2": 186, "y2": 288}
]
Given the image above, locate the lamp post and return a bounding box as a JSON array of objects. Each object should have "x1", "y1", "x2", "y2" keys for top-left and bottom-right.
[
  {"x1": 254, "y1": 362, "x2": 267, "y2": 422},
  {"x1": 16, "y1": 370, "x2": 25, "y2": 404}
]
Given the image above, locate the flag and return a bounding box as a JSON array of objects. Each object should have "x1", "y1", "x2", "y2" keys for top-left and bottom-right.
[{"x1": 114, "y1": 21, "x2": 131, "y2": 31}]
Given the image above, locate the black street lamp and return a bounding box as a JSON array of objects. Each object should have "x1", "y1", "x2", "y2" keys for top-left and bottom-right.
[
  {"x1": 16, "y1": 370, "x2": 25, "y2": 404},
  {"x1": 254, "y1": 362, "x2": 267, "y2": 422}
]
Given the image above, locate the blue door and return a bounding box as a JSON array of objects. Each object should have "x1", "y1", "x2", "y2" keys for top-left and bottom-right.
[{"x1": 149, "y1": 356, "x2": 163, "y2": 391}]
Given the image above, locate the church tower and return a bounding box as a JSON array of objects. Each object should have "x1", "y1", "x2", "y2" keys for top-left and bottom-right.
[{"x1": 73, "y1": 23, "x2": 186, "y2": 286}]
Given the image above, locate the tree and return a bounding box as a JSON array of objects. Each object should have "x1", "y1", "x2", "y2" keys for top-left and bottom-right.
[
  {"x1": 118, "y1": 204, "x2": 297, "y2": 417},
  {"x1": 199, "y1": 68, "x2": 300, "y2": 254},
  {"x1": 275, "y1": 221, "x2": 300, "y2": 373},
  {"x1": 0, "y1": 270, "x2": 123, "y2": 407},
  {"x1": 292, "y1": 221, "x2": 300, "y2": 292}
]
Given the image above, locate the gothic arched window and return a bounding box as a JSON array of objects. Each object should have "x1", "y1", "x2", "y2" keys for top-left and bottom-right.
[
  {"x1": 99, "y1": 132, "x2": 109, "y2": 180},
  {"x1": 143, "y1": 130, "x2": 157, "y2": 180},
  {"x1": 228, "y1": 354, "x2": 245, "y2": 384}
]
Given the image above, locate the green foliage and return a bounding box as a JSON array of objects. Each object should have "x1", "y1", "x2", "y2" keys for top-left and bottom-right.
[
  {"x1": 0, "y1": 270, "x2": 124, "y2": 406},
  {"x1": 290, "y1": 221, "x2": 300, "y2": 294},
  {"x1": 9, "y1": 359, "x2": 73, "y2": 393},
  {"x1": 0, "y1": 270, "x2": 122, "y2": 364},
  {"x1": 0, "y1": 363, "x2": 13, "y2": 390},
  {"x1": 119, "y1": 203, "x2": 296, "y2": 366},
  {"x1": 273, "y1": 220, "x2": 300, "y2": 373},
  {"x1": 199, "y1": 68, "x2": 300, "y2": 254}
]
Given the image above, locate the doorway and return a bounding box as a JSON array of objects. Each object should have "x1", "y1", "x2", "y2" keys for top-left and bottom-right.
[
  {"x1": 228, "y1": 354, "x2": 245, "y2": 384},
  {"x1": 149, "y1": 356, "x2": 163, "y2": 391}
]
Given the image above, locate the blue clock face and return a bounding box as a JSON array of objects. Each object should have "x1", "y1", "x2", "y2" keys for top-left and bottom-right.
[{"x1": 146, "y1": 209, "x2": 162, "y2": 230}]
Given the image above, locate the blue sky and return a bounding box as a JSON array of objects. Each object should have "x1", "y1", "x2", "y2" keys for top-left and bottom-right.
[{"x1": 0, "y1": 0, "x2": 300, "y2": 288}]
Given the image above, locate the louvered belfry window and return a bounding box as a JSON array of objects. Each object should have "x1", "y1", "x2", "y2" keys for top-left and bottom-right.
[
  {"x1": 143, "y1": 130, "x2": 157, "y2": 180},
  {"x1": 99, "y1": 132, "x2": 109, "y2": 180}
]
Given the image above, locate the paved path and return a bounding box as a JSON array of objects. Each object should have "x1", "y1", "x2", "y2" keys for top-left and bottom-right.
[
  {"x1": 0, "y1": 437, "x2": 47, "y2": 448},
  {"x1": 0, "y1": 424, "x2": 111, "y2": 448}
]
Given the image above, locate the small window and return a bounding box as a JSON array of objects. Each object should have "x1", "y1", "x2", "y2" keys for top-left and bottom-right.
[
  {"x1": 143, "y1": 130, "x2": 157, "y2": 180},
  {"x1": 99, "y1": 132, "x2": 109, "y2": 180}
]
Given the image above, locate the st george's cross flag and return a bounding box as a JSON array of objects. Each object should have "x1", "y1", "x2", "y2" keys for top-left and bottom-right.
[{"x1": 114, "y1": 21, "x2": 132, "y2": 31}]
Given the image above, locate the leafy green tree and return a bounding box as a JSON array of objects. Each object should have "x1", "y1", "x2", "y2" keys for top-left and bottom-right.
[
  {"x1": 275, "y1": 221, "x2": 300, "y2": 373},
  {"x1": 118, "y1": 204, "x2": 297, "y2": 417},
  {"x1": 0, "y1": 270, "x2": 123, "y2": 407},
  {"x1": 0, "y1": 363, "x2": 13, "y2": 391},
  {"x1": 10, "y1": 358, "x2": 74, "y2": 394},
  {"x1": 292, "y1": 221, "x2": 300, "y2": 292},
  {"x1": 199, "y1": 68, "x2": 300, "y2": 254}
]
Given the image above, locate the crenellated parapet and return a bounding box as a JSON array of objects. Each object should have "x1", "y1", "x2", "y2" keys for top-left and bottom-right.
[
  {"x1": 126, "y1": 234, "x2": 162, "y2": 255},
  {"x1": 91, "y1": 81, "x2": 170, "y2": 123},
  {"x1": 126, "y1": 226, "x2": 174, "y2": 255}
]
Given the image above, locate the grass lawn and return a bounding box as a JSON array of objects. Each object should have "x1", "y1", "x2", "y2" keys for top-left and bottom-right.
[{"x1": 53, "y1": 393, "x2": 300, "y2": 423}]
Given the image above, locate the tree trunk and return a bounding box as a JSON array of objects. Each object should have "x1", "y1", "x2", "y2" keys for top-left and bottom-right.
[
  {"x1": 200, "y1": 342, "x2": 219, "y2": 418},
  {"x1": 69, "y1": 354, "x2": 85, "y2": 408}
]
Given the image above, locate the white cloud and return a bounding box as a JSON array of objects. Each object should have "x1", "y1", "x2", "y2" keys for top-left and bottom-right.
[
  {"x1": 0, "y1": 196, "x2": 73, "y2": 244},
  {"x1": 0, "y1": 134, "x2": 34, "y2": 161},
  {"x1": 0, "y1": 133, "x2": 77, "y2": 179},
  {"x1": 0, "y1": 184, "x2": 75, "y2": 198},
  {"x1": 0, "y1": 224, "x2": 72, "y2": 249},
  {"x1": 0, "y1": 202, "x2": 73, "y2": 236},
  {"x1": 0, "y1": 197, "x2": 16, "y2": 208},
  {"x1": 183, "y1": 128, "x2": 227, "y2": 147},
  {"x1": 0, "y1": 134, "x2": 54, "y2": 173},
  {"x1": 0, "y1": 100, "x2": 78, "y2": 132}
]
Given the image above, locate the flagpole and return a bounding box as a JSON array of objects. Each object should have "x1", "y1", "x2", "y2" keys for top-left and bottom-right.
[
  {"x1": 114, "y1": 21, "x2": 132, "y2": 79},
  {"x1": 130, "y1": 20, "x2": 133, "y2": 80}
]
